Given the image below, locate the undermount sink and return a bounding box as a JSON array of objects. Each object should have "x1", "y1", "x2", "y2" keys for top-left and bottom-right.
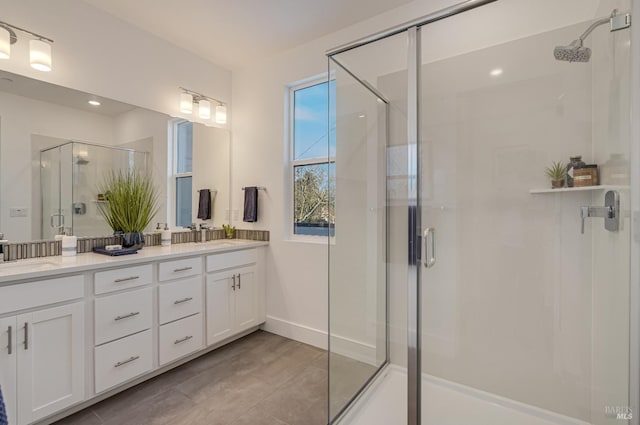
[
  {"x1": 208, "y1": 240, "x2": 245, "y2": 247},
  {"x1": 0, "y1": 260, "x2": 60, "y2": 274}
]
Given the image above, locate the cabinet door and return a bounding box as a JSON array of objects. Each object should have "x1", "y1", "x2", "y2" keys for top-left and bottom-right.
[
  {"x1": 0, "y1": 317, "x2": 16, "y2": 425},
  {"x1": 206, "y1": 273, "x2": 234, "y2": 346},
  {"x1": 234, "y1": 267, "x2": 257, "y2": 332},
  {"x1": 17, "y1": 302, "x2": 85, "y2": 425}
]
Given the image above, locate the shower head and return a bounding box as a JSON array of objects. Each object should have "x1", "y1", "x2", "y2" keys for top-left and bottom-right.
[
  {"x1": 553, "y1": 41, "x2": 592, "y2": 63},
  {"x1": 553, "y1": 9, "x2": 630, "y2": 63},
  {"x1": 75, "y1": 156, "x2": 89, "y2": 165}
]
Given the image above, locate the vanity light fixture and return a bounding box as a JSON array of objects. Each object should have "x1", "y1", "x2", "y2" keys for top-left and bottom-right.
[
  {"x1": 199, "y1": 99, "x2": 211, "y2": 119},
  {"x1": 180, "y1": 92, "x2": 193, "y2": 114},
  {"x1": 0, "y1": 21, "x2": 54, "y2": 72},
  {"x1": 215, "y1": 104, "x2": 227, "y2": 124},
  {"x1": 179, "y1": 87, "x2": 227, "y2": 124}
]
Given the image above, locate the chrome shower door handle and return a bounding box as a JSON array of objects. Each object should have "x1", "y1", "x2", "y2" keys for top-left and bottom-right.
[{"x1": 423, "y1": 228, "x2": 436, "y2": 268}]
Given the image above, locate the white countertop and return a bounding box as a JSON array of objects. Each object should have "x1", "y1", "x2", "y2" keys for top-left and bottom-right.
[{"x1": 0, "y1": 239, "x2": 267, "y2": 285}]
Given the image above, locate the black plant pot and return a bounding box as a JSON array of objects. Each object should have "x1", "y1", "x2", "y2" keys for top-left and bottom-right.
[{"x1": 121, "y1": 232, "x2": 145, "y2": 250}]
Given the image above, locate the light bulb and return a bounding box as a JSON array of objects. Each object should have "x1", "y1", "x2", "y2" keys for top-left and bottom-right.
[
  {"x1": 30, "y1": 39, "x2": 52, "y2": 72},
  {"x1": 0, "y1": 27, "x2": 10, "y2": 59},
  {"x1": 198, "y1": 100, "x2": 211, "y2": 119},
  {"x1": 180, "y1": 92, "x2": 193, "y2": 114},
  {"x1": 215, "y1": 104, "x2": 227, "y2": 124}
]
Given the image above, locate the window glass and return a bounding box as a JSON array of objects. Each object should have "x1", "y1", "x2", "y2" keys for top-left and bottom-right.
[
  {"x1": 175, "y1": 176, "x2": 192, "y2": 227},
  {"x1": 176, "y1": 121, "x2": 193, "y2": 174}
]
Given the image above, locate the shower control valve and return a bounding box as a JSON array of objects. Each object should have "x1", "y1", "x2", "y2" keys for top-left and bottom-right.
[{"x1": 579, "y1": 190, "x2": 620, "y2": 234}]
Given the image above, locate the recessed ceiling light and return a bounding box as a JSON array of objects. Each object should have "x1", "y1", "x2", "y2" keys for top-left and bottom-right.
[
  {"x1": 490, "y1": 68, "x2": 503, "y2": 77},
  {"x1": 358, "y1": 114, "x2": 365, "y2": 118},
  {"x1": 88, "y1": 100, "x2": 101, "y2": 106}
]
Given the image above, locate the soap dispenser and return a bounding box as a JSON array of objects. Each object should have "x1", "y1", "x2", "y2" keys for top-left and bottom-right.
[
  {"x1": 61, "y1": 229, "x2": 77, "y2": 257},
  {"x1": 161, "y1": 223, "x2": 171, "y2": 247}
]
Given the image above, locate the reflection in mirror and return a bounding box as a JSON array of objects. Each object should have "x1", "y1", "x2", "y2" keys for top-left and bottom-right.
[
  {"x1": 39, "y1": 141, "x2": 150, "y2": 239},
  {"x1": 0, "y1": 70, "x2": 231, "y2": 242}
]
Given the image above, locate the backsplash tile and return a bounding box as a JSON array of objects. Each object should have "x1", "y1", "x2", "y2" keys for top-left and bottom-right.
[{"x1": 1, "y1": 229, "x2": 270, "y2": 261}]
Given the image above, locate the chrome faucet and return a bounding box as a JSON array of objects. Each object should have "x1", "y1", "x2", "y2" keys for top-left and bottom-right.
[{"x1": 184, "y1": 223, "x2": 197, "y2": 231}]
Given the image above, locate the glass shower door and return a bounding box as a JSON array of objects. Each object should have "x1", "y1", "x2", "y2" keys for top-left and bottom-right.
[
  {"x1": 328, "y1": 31, "x2": 409, "y2": 424},
  {"x1": 418, "y1": 3, "x2": 632, "y2": 424}
]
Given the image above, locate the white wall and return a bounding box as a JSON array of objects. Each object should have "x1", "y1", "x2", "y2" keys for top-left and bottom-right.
[{"x1": 0, "y1": 0, "x2": 231, "y2": 128}]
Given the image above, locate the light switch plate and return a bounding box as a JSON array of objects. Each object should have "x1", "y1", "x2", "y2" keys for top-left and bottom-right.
[{"x1": 10, "y1": 207, "x2": 28, "y2": 217}]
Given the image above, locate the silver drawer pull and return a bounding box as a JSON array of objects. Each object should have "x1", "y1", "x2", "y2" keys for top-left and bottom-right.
[
  {"x1": 23, "y1": 322, "x2": 28, "y2": 350},
  {"x1": 174, "y1": 297, "x2": 193, "y2": 305},
  {"x1": 114, "y1": 276, "x2": 140, "y2": 283},
  {"x1": 114, "y1": 355, "x2": 140, "y2": 368},
  {"x1": 7, "y1": 325, "x2": 12, "y2": 355},
  {"x1": 174, "y1": 335, "x2": 193, "y2": 345},
  {"x1": 173, "y1": 266, "x2": 193, "y2": 272},
  {"x1": 114, "y1": 312, "x2": 140, "y2": 321}
]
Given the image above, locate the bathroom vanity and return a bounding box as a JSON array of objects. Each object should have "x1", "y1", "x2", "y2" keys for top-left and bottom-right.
[{"x1": 0, "y1": 239, "x2": 267, "y2": 425}]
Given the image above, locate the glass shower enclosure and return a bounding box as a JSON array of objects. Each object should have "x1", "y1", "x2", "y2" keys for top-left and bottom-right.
[
  {"x1": 328, "y1": 1, "x2": 637, "y2": 424},
  {"x1": 40, "y1": 141, "x2": 149, "y2": 239}
]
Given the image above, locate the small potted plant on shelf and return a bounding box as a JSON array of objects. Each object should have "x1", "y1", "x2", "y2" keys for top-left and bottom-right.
[
  {"x1": 545, "y1": 161, "x2": 566, "y2": 189},
  {"x1": 223, "y1": 224, "x2": 236, "y2": 239},
  {"x1": 97, "y1": 170, "x2": 159, "y2": 250}
]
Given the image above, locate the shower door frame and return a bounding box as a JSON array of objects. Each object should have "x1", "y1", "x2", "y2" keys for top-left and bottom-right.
[{"x1": 327, "y1": 1, "x2": 501, "y2": 424}]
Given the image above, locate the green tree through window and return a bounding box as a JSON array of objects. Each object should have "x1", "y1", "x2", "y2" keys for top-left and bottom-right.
[{"x1": 291, "y1": 79, "x2": 335, "y2": 236}]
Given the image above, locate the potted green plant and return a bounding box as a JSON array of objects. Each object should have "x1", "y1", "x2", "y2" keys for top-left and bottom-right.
[
  {"x1": 545, "y1": 161, "x2": 566, "y2": 189},
  {"x1": 97, "y1": 170, "x2": 159, "y2": 249},
  {"x1": 222, "y1": 224, "x2": 235, "y2": 239}
]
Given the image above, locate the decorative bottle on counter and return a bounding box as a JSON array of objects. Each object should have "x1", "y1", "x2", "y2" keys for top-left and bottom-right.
[{"x1": 566, "y1": 156, "x2": 586, "y2": 187}]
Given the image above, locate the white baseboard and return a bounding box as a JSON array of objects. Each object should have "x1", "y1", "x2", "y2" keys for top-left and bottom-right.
[
  {"x1": 262, "y1": 316, "x2": 377, "y2": 365},
  {"x1": 262, "y1": 315, "x2": 327, "y2": 349}
]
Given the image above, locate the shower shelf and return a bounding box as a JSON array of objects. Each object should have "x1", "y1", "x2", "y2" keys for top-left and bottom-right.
[{"x1": 529, "y1": 185, "x2": 628, "y2": 194}]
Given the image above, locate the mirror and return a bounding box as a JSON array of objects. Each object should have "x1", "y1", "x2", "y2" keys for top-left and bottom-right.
[{"x1": 0, "y1": 70, "x2": 231, "y2": 241}]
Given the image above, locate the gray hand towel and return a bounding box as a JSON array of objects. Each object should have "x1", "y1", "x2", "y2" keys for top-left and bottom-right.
[
  {"x1": 243, "y1": 187, "x2": 258, "y2": 222},
  {"x1": 197, "y1": 189, "x2": 211, "y2": 220}
]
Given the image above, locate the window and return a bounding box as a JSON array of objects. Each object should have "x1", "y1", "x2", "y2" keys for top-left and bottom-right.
[
  {"x1": 173, "y1": 120, "x2": 193, "y2": 228},
  {"x1": 290, "y1": 78, "x2": 335, "y2": 237}
]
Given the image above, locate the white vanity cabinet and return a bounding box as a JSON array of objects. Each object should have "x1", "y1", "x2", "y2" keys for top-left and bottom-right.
[
  {"x1": 93, "y1": 264, "x2": 154, "y2": 393},
  {"x1": 0, "y1": 276, "x2": 85, "y2": 425},
  {"x1": 206, "y1": 249, "x2": 259, "y2": 346},
  {"x1": 16, "y1": 302, "x2": 85, "y2": 425},
  {"x1": 0, "y1": 242, "x2": 266, "y2": 424},
  {"x1": 0, "y1": 317, "x2": 17, "y2": 425},
  {"x1": 157, "y1": 257, "x2": 204, "y2": 366}
]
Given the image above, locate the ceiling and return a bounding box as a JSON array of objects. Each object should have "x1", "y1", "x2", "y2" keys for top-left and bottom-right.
[
  {"x1": 0, "y1": 70, "x2": 136, "y2": 117},
  {"x1": 81, "y1": 0, "x2": 416, "y2": 70}
]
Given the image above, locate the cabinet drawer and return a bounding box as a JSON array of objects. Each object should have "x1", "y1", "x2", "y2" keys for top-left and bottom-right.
[
  {"x1": 206, "y1": 249, "x2": 257, "y2": 272},
  {"x1": 159, "y1": 276, "x2": 202, "y2": 325},
  {"x1": 94, "y1": 329, "x2": 153, "y2": 393},
  {"x1": 158, "y1": 257, "x2": 202, "y2": 282},
  {"x1": 95, "y1": 264, "x2": 152, "y2": 295},
  {"x1": 0, "y1": 275, "x2": 83, "y2": 315},
  {"x1": 95, "y1": 287, "x2": 152, "y2": 345},
  {"x1": 159, "y1": 314, "x2": 203, "y2": 365}
]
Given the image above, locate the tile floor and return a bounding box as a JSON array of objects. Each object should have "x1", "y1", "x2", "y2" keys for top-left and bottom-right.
[{"x1": 54, "y1": 331, "x2": 328, "y2": 425}]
